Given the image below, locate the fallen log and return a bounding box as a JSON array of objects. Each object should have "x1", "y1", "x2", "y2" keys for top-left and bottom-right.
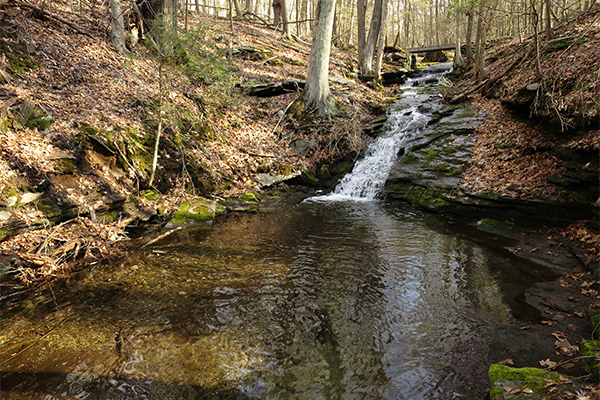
[{"x1": 239, "y1": 79, "x2": 305, "y2": 97}]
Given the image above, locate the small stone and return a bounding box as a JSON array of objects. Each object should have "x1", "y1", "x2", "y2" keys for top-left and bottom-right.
[
  {"x1": 526, "y1": 82, "x2": 540, "y2": 91},
  {"x1": 178, "y1": 291, "x2": 187, "y2": 296},
  {"x1": 0, "y1": 211, "x2": 12, "y2": 221}
]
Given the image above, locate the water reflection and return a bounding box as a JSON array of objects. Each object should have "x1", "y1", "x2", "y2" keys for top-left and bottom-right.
[{"x1": 2, "y1": 202, "x2": 535, "y2": 399}]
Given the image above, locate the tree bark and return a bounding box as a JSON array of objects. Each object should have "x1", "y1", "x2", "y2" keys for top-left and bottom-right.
[
  {"x1": 109, "y1": 0, "x2": 127, "y2": 53},
  {"x1": 374, "y1": 0, "x2": 388, "y2": 81},
  {"x1": 359, "y1": 0, "x2": 385, "y2": 75},
  {"x1": 299, "y1": 0, "x2": 336, "y2": 116},
  {"x1": 357, "y1": 0, "x2": 366, "y2": 69},
  {"x1": 465, "y1": 10, "x2": 473, "y2": 62}
]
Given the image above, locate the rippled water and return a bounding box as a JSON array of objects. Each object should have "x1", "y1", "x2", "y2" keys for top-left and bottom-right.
[{"x1": 1, "y1": 201, "x2": 548, "y2": 399}]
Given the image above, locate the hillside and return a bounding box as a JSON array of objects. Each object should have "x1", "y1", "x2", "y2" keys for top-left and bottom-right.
[{"x1": 0, "y1": 0, "x2": 598, "y2": 285}]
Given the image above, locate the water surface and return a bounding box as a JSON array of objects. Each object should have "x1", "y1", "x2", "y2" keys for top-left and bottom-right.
[{"x1": 1, "y1": 201, "x2": 545, "y2": 399}]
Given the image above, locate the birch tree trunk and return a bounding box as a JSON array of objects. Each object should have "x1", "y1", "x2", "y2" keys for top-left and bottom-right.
[
  {"x1": 109, "y1": 0, "x2": 126, "y2": 54},
  {"x1": 300, "y1": 0, "x2": 337, "y2": 116}
]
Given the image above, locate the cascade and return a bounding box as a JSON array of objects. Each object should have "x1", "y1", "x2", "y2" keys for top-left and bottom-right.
[{"x1": 315, "y1": 63, "x2": 452, "y2": 201}]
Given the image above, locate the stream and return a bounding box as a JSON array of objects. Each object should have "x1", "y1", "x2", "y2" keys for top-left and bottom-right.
[{"x1": 0, "y1": 64, "x2": 554, "y2": 399}]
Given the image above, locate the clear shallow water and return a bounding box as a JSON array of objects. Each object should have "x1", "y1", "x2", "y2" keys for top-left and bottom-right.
[{"x1": 1, "y1": 202, "x2": 546, "y2": 400}]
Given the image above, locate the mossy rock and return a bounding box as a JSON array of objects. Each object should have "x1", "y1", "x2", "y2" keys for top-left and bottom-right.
[
  {"x1": 18, "y1": 99, "x2": 53, "y2": 131},
  {"x1": 5, "y1": 51, "x2": 38, "y2": 76},
  {"x1": 169, "y1": 198, "x2": 216, "y2": 226},
  {"x1": 301, "y1": 169, "x2": 319, "y2": 187},
  {"x1": 241, "y1": 192, "x2": 259, "y2": 201},
  {"x1": 580, "y1": 340, "x2": 600, "y2": 381},
  {"x1": 141, "y1": 189, "x2": 161, "y2": 202},
  {"x1": 587, "y1": 307, "x2": 600, "y2": 339},
  {"x1": 316, "y1": 165, "x2": 331, "y2": 181},
  {"x1": 489, "y1": 365, "x2": 564, "y2": 399},
  {"x1": 54, "y1": 159, "x2": 78, "y2": 174},
  {"x1": 405, "y1": 185, "x2": 451, "y2": 208}
]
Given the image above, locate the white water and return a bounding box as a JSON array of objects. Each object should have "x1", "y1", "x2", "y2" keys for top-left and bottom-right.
[
  {"x1": 312, "y1": 63, "x2": 452, "y2": 202},
  {"x1": 325, "y1": 108, "x2": 429, "y2": 200}
]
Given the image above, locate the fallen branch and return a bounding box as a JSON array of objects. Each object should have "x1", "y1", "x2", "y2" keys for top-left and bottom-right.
[
  {"x1": 15, "y1": 1, "x2": 95, "y2": 38},
  {"x1": 141, "y1": 226, "x2": 184, "y2": 249}
]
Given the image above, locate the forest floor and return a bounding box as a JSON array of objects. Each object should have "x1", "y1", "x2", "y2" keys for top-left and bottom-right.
[{"x1": 0, "y1": 0, "x2": 599, "y2": 396}]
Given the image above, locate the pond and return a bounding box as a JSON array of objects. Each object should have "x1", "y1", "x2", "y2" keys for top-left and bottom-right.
[{"x1": 1, "y1": 200, "x2": 550, "y2": 399}]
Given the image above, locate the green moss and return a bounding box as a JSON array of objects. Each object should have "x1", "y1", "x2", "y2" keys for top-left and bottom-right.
[
  {"x1": 99, "y1": 210, "x2": 119, "y2": 223},
  {"x1": 489, "y1": 364, "x2": 562, "y2": 397},
  {"x1": 494, "y1": 141, "x2": 515, "y2": 149},
  {"x1": 317, "y1": 165, "x2": 331, "y2": 181},
  {"x1": 6, "y1": 51, "x2": 38, "y2": 76},
  {"x1": 588, "y1": 308, "x2": 600, "y2": 339},
  {"x1": 405, "y1": 186, "x2": 451, "y2": 208},
  {"x1": 19, "y1": 99, "x2": 53, "y2": 131},
  {"x1": 420, "y1": 149, "x2": 440, "y2": 161},
  {"x1": 171, "y1": 199, "x2": 215, "y2": 224},
  {"x1": 432, "y1": 162, "x2": 450, "y2": 173},
  {"x1": 54, "y1": 159, "x2": 78, "y2": 174},
  {"x1": 241, "y1": 192, "x2": 257, "y2": 201},
  {"x1": 37, "y1": 198, "x2": 62, "y2": 219},
  {"x1": 302, "y1": 170, "x2": 319, "y2": 187},
  {"x1": 78, "y1": 122, "x2": 98, "y2": 136},
  {"x1": 580, "y1": 340, "x2": 599, "y2": 381},
  {"x1": 141, "y1": 189, "x2": 160, "y2": 201},
  {"x1": 445, "y1": 167, "x2": 462, "y2": 177},
  {"x1": 402, "y1": 153, "x2": 417, "y2": 164}
]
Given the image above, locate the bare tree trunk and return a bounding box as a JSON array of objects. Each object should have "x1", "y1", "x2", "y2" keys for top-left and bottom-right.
[
  {"x1": 360, "y1": 0, "x2": 384, "y2": 75},
  {"x1": 454, "y1": 11, "x2": 465, "y2": 68},
  {"x1": 300, "y1": 0, "x2": 336, "y2": 116},
  {"x1": 109, "y1": 0, "x2": 126, "y2": 54},
  {"x1": 545, "y1": 0, "x2": 552, "y2": 38},
  {"x1": 281, "y1": 0, "x2": 290, "y2": 38},
  {"x1": 531, "y1": 0, "x2": 542, "y2": 77},
  {"x1": 465, "y1": 10, "x2": 473, "y2": 62},
  {"x1": 357, "y1": 0, "x2": 366, "y2": 69},
  {"x1": 232, "y1": 0, "x2": 243, "y2": 18},
  {"x1": 374, "y1": 0, "x2": 387, "y2": 81},
  {"x1": 475, "y1": 7, "x2": 485, "y2": 83}
]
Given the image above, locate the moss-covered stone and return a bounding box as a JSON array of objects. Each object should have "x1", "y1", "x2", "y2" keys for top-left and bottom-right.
[
  {"x1": 54, "y1": 159, "x2": 78, "y2": 174},
  {"x1": 141, "y1": 189, "x2": 161, "y2": 201},
  {"x1": 489, "y1": 364, "x2": 563, "y2": 399},
  {"x1": 241, "y1": 192, "x2": 258, "y2": 201},
  {"x1": 5, "y1": 51, "x2": 38, "y2": 76},
  {"x1": 302, "y1": 169, "x2": 319, "y2": 187},
  {"x1": 170, "y1": 198, "x2": 216, "y2": 225},
  {"x1": 401, "y1": 152, "x2": 417, "y2": 164},
  {"x1": 579, "y1": 340, "x2": 599, "y2": 381},
  {"x1": 316, "y1": 165, "x2": 331, "y2": 181},
  {"x1": 405, "y1": 185, "x2": 451, "y2": 208}
]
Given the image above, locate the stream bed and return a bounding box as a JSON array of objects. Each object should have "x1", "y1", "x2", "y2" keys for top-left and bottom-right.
[{"x1": 0, "y1": 201, "x2": 553, "y2": 399}]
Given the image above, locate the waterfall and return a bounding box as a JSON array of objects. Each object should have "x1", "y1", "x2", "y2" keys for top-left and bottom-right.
[{"x1": 311, "y1": 63, "x2": 452, "y2": 202}]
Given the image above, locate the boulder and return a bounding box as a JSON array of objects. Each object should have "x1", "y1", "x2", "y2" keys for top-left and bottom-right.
[
  {"x1": 167, "y1": 198, "x2": 216, "y2": 227},
  {"x1": 291, "y1": 138, "x2": 312, "y2": 156}
]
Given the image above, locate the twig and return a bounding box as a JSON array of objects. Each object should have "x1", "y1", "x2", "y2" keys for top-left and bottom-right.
[
  {"x1": 35, "y1": 217, "x2": 83, "y2": 255},
  {"x1": 271, "y1": 97, "x2": 299, "y2": 136},
  {"x1": 15, "y1": 1, "x2": 95, "y2": 38},
  {"x1": 141, "y1": 226, "x2": 184, "y2": 249}
]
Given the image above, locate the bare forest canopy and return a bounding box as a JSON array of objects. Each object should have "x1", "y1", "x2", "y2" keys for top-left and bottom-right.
[{"x1": 137, "y1": 0, "x2": 599, "y2": 49}]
